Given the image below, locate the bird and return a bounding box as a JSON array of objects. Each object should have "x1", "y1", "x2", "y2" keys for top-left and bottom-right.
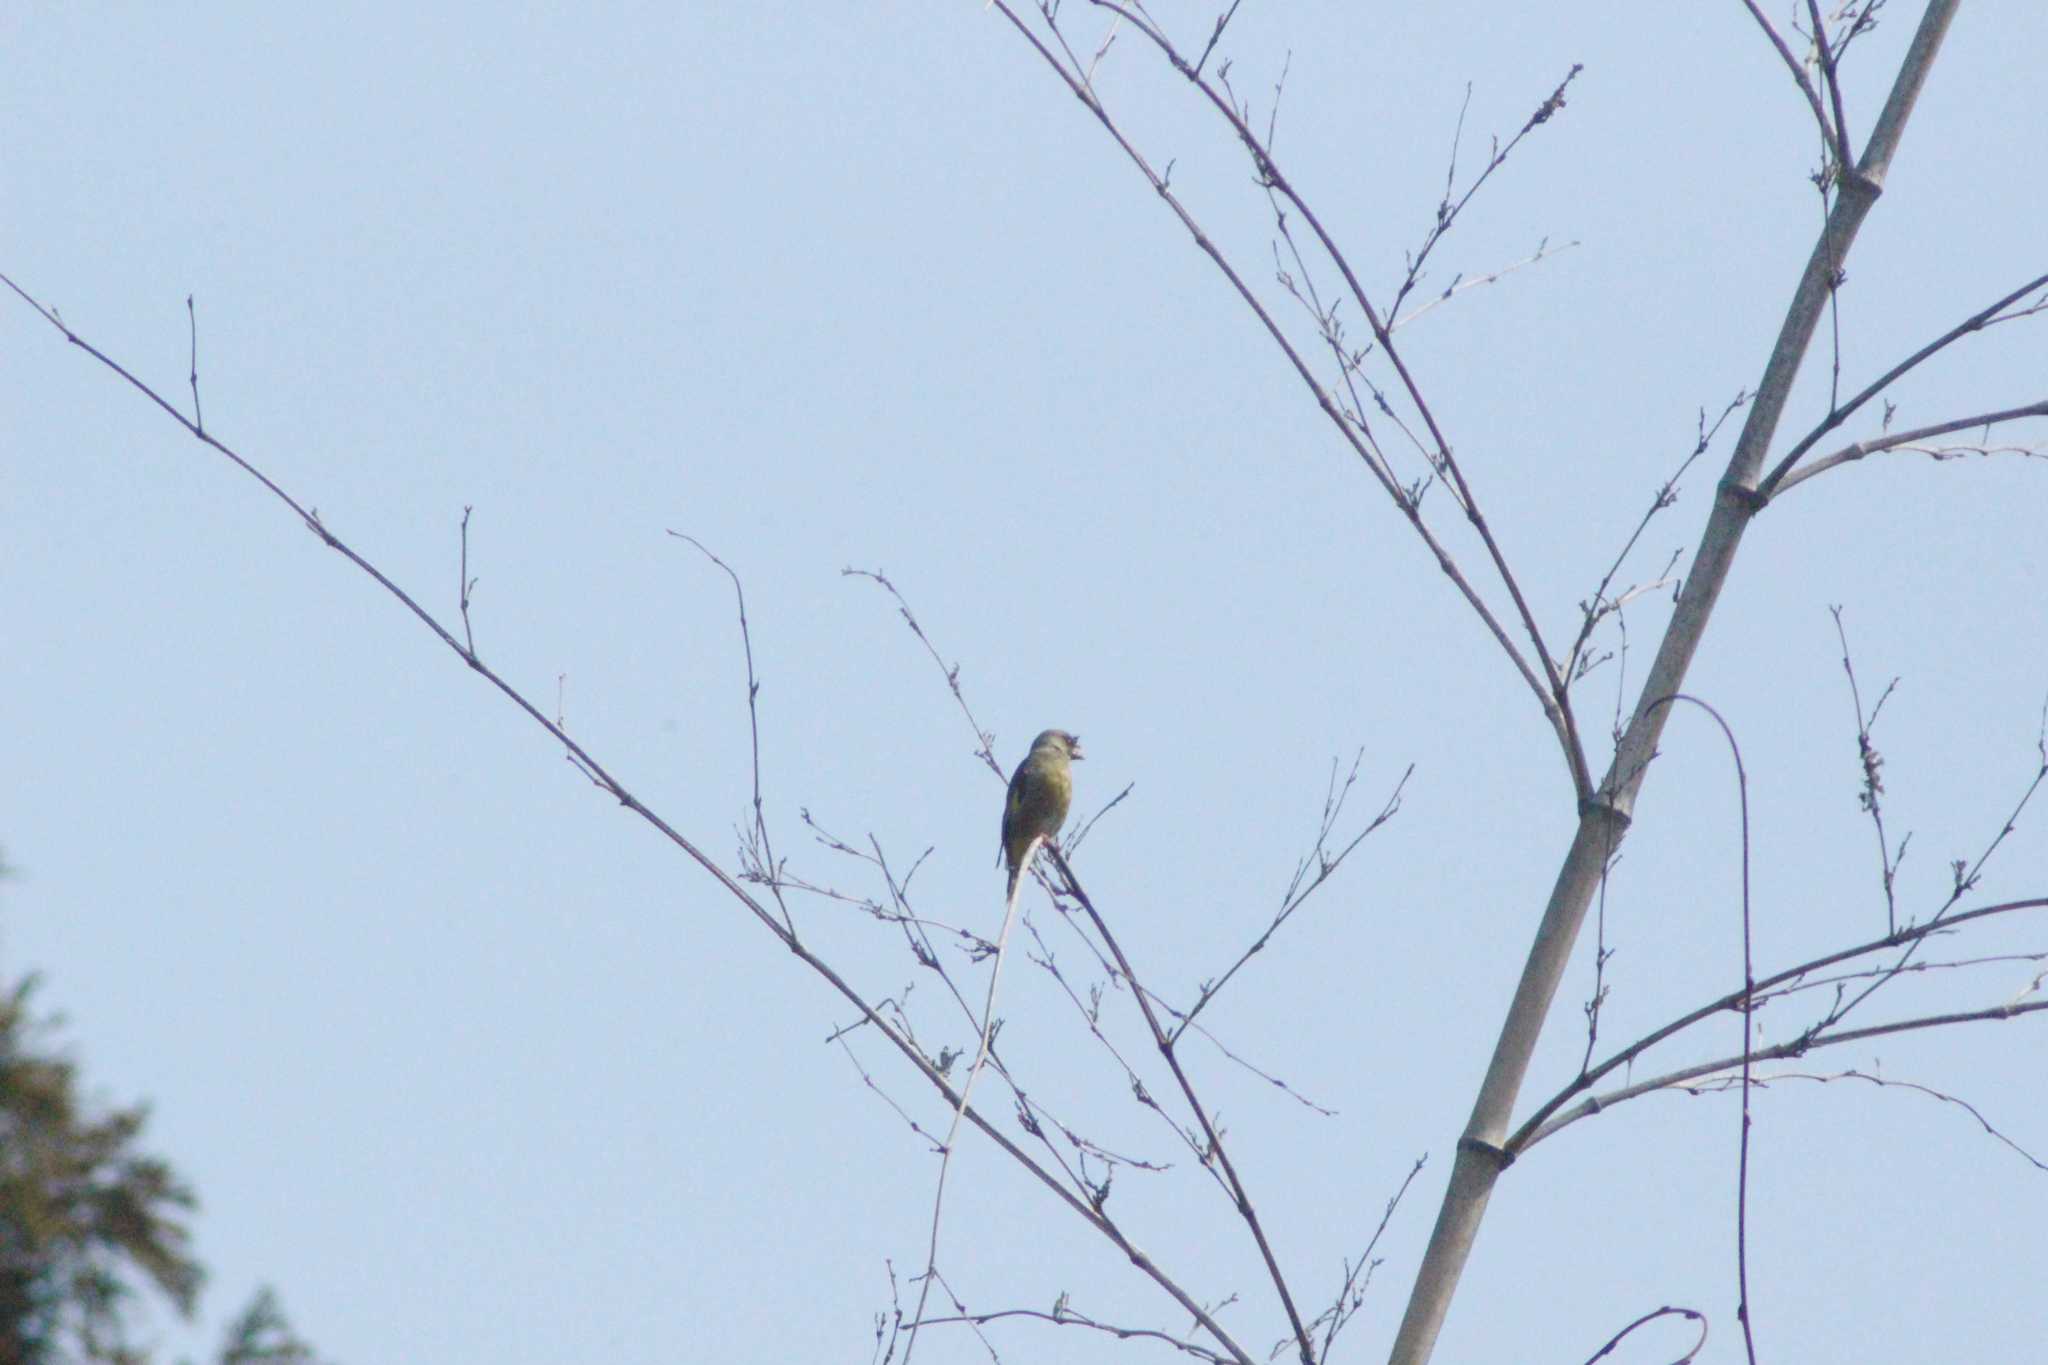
[{"x1": 1000, "y1": 729, "x2": 1083, "y2": 896}]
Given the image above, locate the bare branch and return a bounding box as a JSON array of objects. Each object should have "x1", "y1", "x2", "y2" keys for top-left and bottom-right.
[
  {"x1": 1312, "y1": 1155, "x2": 1427, "y2": 1361},
  {"x1": 0, "y1": 275, "x2": 1259, "y2": 1365},
  {"x1": 185, "y1": 292, "x2": 204, "y2": 433},
  {"x1": 1192, "y1": 0, "x2": 1245, "y2": 78},
  {"x1": 1513, "y1": 896, "x2": 2048, "y2": 1152},
  {"x1": 1804, "y1": 0, "x2": 1859, "y2": 177},
  {"x1": 1524, "y1": 999, "x2": 2048, "y2": 1149},
  {"x1": 1757, "y1": 271, "x2": 2048, "y2": 497},
  {"x1": 1175, "y1": 757, "x2": 1410, "y2": 1035},
  {"x1": 672, "y1": 532, "x2": 796, "y2": 938},
  {"x1": 1691, "y1": 1066, "x2": 2048, "y2": 1172},
  {"x1": 1021, "y1": 914, "x2": 1218, "y2": 1173},
  {"x1": 1829, "y1": 606, "x2": 1906, "y2": 932},
  {"x1": 999, "y1": 2, "x2": 1595, "y2": 798},
  {"x1": 1388, "y1": 68, "x2": 1585, "y2": 326},
  {"x1": 1564, "y1": 391, "x2": 1749, "y2": 687},
  {"x1": 1047, "y1": 846, "x2": 1316, "y2": 1365},
  {"x1": 1388, "y1": 238, "x2": 1580, "y2": 332},
  {"x1": 457, "y1": 506, "x2": 480, "y2": 657},
  {"x1": 1640, "y1": 695, "x2": 1760, "y2": 1363},
  {"x1": 1575, "y1": 1304, "x2": 1709, "y2": 1365},
  {"x1": 909, "y1": 1298, "x2": 1233, "y2": 1363},
  {"x1": 843, "y1": 567, "x2": 1005, "y2": 779},
  {"x1": 1769, "y1": 400, "x2": 2048, "y2": 496},
  {"x1": 1739, "y1": 0, "x2": 1837, "y2": 150}
]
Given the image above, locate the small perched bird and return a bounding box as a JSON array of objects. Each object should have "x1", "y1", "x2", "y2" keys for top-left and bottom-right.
[{"x1": 1000, "y1": 729, "x2": 1083, "y2": 896}]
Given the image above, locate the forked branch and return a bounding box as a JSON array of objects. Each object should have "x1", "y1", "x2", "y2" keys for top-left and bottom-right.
[{"x1": 994, "y1": 0, "x2": 1594, "y2": 798}]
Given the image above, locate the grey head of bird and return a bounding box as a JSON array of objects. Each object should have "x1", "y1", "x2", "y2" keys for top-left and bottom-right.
[{"x1": 1031, "y1": 730, "x2": 1083, "y2": 761}]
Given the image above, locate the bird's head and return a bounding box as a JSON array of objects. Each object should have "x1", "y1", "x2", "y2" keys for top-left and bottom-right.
[{"x1": 1032, "y1": 729, "x2": 1083, "y2": 762}]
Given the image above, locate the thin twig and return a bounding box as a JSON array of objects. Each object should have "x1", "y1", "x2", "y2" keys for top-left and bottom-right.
[
  {"x1": 1576, "y1": 1305, "x2": 1709, "y2": 1365},
  {"x1": 844, "y1": 567, "x2": 1005, "y2": 779},
  {"x1": 1048, "y1": 846, "x2": 1315, "y2": 1365},
  {"x1": 457, "y1": 506, "x2": 479, "y2": 657},
  {"x1": 1525, "y1": 997, "x2": 2048, "y2": 1149},
  {"x1": 1804, "y1": 0, "x2": 1859, "y2": 175},
  {"x1": 909, "y1": 1299, "x2": 1231, "y2": 1363},
  {"x1": 1644, "y1": 695, "x2": 1759, "y2": 1364},
  {"x1": 1738, "y1": 0, "x2": 1835, "y2": 150},
  {"x1": 1192, "y1": 0, "x2": 1244, "y2": 78},
  {"x1": 1768, "y1": 400, "x2": 2048, "y2": 496},
  {"x1": 1387, "y1": 72, "x2": 1584, "y2": 326},
  {"x1": 185, "y1": 293, "x2": 203, "y2": 433},
  {"x1": 1814, "y1": 732, "x2": 2048, "y2": 1034},
  {"x1": 1563, "y1": 391, "x2": 1749, "y2": 685},
  {"x1": 1750, "y1": 948, "x2": 2048, "y2": 1005},
  {"x1": 1829, "y1": 606, "x2": 1906, "y2": 932},
  {"x1": 1388, "y1": 238, "x2": 1579, "y2": 332},
  {"x1": 1176, "y1": 757, "x2": 1409, "y2": 1036},
  {"x1": 1690, "y1": 1066, "x2": 2048, "y2": 1172},
  {"x1": 1512, "y1": 897, "x2": 2048, "y2": 1153},
  {"x1": 1312, "y1": 1155, "x2": 1427, "y2": 1361},
  {"x1": 671, "y1": 533, "x2": 794, "y2": 937}
]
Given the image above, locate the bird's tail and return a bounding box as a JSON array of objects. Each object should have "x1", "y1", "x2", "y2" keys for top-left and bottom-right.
[{"x1": 1005, "y1": 833, "x2": 1045, "y2": 906}]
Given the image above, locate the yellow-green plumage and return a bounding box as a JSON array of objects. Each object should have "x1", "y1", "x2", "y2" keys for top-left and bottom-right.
[{"x1": 1001, "y1": 729, "x2": 1083, "y2": 895}]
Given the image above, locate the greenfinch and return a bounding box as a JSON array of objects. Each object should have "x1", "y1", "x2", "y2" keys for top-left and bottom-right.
[{"x1": 1000, "y1": 729, "x2": 1083, "y2": 895}]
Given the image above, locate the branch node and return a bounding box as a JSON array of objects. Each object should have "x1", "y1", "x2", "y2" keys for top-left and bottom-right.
[
  {"x1": 1576, "y1": 794, "x2": 1632, "y2": 830},
  {"x1": 1455, "y1": 1135, "x2": 1514, "y2": 1171},
  {"x1": 1717, "y1": 476, "x2": 1768, "y2": 514}
]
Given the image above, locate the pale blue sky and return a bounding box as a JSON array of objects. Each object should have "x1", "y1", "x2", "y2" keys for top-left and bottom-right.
[{"x1": 5, "y1": 5, "x2": 2045, "y2": 1363}]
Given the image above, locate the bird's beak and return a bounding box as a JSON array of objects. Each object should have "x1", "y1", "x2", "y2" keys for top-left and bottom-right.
[{"x1": 1070, "y1": 741, "x2": 1085, "y2": 760}]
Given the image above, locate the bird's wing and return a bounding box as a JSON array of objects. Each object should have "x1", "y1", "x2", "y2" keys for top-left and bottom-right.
[{"x1": 999, "y1": 764, "x2": 1026, "y2": 864}]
